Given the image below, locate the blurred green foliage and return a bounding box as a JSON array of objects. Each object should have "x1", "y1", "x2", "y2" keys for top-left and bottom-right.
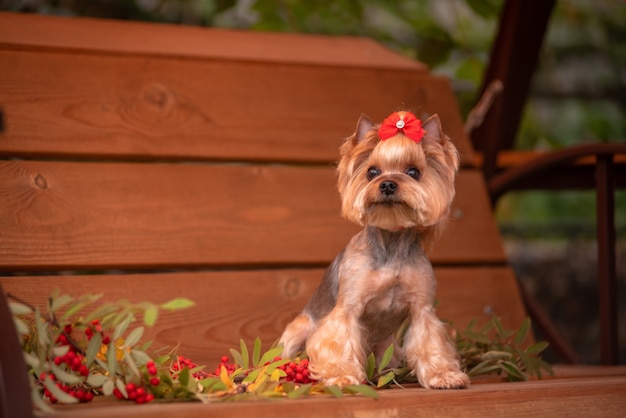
[{"x1": 2, "y1": 0, "x2": 625, "y2": 232}]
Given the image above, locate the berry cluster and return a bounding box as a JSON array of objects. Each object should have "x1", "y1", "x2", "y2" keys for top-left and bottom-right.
[
  {"x1": 40, "y1": 373, "x2": 94, "y2": 404},
  {"x1": 41, "y1": 321, "x2": 111, "y2": 404},
  {"x1": 112, "y1": 382, "x2": 155, "y2": 404},
  {"x1": 213, "y1": 355, "x2": 315, "y2": 384},
  {"x1": 173, "y1": 355, "x2": 210, "y2": 380},
  {"x1": 213, "y1": 355, "x2": 237, "y2": 376},
  {"x1": 276, "y1": 358, "x2": 314, "y2": 384},
  {"x1": 111, "y1": 361, "x2": 161, "y2": 404}
]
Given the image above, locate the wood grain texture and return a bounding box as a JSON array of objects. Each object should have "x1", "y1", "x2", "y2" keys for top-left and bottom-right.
[
  {"x1": 39, "y1": 375, "x2": 626, "y2": 417},
  {"x1": 0, "y1": 161, "x2": 504, "y2": 270},
  {"x1": 0, "y1": 12, "x2": 427, "y2": 71},
  {"x1": 0, "y1": 266, "x2": 526, "y2": 368},
  {"x1": 0, "y1": 49, "x2": 475, "y2": 165}
]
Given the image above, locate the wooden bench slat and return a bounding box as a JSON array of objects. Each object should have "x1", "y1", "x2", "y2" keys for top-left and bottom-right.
[
  {"x1": 0, "y1": 49, "x2": 475, "y2": 165},
  {"x1": 44, "y1": 374, "x2": 626, "y2": 417},
  {"x1": 0, "y1": 12, "x2": 427, "y2": 71},
  {"x1": 0, "y1": 161, "x2": 504, "y2": 271},
  {"x1": 0, "y1": 266, "x2": 526, "y2": 367}
]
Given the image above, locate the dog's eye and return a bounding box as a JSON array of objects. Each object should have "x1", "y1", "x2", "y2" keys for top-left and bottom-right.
[
  {"x1": 366, "y1": 166, "x2": 380, "y2": 181},
  {"x1": 405, "y1": 167, "x2": 421, "y2": 180}
]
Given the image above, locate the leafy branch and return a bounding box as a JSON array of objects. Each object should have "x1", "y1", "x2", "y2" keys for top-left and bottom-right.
[{"x1": 8, "y1": 290, "x2": 552, "y2": 412}]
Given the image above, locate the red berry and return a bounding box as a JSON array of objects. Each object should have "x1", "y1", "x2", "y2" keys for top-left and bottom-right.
[
  {"x1": 136, "y1": 387, "x2": 145, "y2": 397},
  {"x1": 84, "y1": 392, "x2": 94, "y2": 402},
  {"x1": 79, "y1": 365, "x2": 89, "y2": 376},
  {"x1": 125, "y1": 382, "x2": 136, "y2": 392},
  {"x1": 221, "y1": 355, "x2": 229, "y2": 364},
  {"x1": 150, "y1": 377, "x2": 160, "y2": 386},
  {"x1": 295, "y1": 373, "x2": 304, "y2": 382},
  {"x1": 145, "y1": 394, "x2": 155, "y2": 403},
  {"x1": 102, "y1": 336, "x2": 111, "y2": 345},
  {"x1": 113, "y1": 388, "x2": 124, "y2": 400}
]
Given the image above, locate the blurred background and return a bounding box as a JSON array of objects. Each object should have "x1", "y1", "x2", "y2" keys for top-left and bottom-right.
[{"x1": 1, "y1": 0, "x2": 624, "y2": 363}]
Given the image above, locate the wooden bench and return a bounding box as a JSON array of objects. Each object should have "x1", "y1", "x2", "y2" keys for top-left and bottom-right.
[{"x1": 1, "y1": 12, "x2": 625, "y2": 417}]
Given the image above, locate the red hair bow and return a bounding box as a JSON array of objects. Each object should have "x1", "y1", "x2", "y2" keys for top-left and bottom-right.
[{"x1": 378, "y1": 111, "x2": 424, "y2": 143}]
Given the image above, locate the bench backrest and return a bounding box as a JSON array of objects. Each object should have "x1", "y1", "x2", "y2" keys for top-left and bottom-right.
[{"x1": 0, "y1": 12, "x2": 526, "y2": 366}]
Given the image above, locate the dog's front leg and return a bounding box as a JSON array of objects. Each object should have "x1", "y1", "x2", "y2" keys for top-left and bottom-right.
[
  {"x1": 305, "y1": 307, "x2": 366, "y2": 387},
  {"x1": 404, "y1": 306, "x2": 469, "y2": 389}
]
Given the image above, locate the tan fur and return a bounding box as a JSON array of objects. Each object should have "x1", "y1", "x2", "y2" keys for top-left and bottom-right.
[{"x1": 279, "y1": 111, "x2": 468, "y2": 389}]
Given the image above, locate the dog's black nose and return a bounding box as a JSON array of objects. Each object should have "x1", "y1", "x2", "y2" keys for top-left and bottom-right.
[{"x1": 379, "y1": 180, "x2": 397, "y2": 196}]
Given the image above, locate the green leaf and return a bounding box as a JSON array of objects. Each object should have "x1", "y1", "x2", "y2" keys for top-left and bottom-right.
[
  {"x1": 179, "y1": 366, "x2": 190, "y2": 388},
  {"x1": 264, "y1": 358, "x2": 289, "y2": 376},
  {"x1": 345, "y1": 384, "x2": 379, "y2": 399},
  {"x1": 377, "y1": 371, "x2": 395, "y2": 388},
  {"x1": 242, "y1": 368, "x2": 261, "y2": 384},
  {"x1": 324, "y1": 385, "x2": 343, "y2": 398},
  {"x1": 526, "y1": 341, "x2": 549, "y2": 355},
  {"x1": 50, "y1": 363, "x2": 82, "y2": 385},
  {"x1": 50, "y1": 294, "x2": 74, "y2": 313},
  {"x1": 481, "y1": 350, "x2": 513, "y2": 361},
  {"x1": 515, "y1": 318, "x2": 531, "y2": 345},
  {"x1": 13, "y1": 317, "x2": 30, "y2": 336},
  {"x1": 35, "y1": 308, "x2": 49, "y2": 346},
  {"x1": 107, "y1": 339, "x2": 119, "y2": 375},
  {"x1": 8, "y1": 301, "x2": 32, "y2": 316},
  {"x1": 229, "y1": 348, "x2": 245, "y2": 368},
  {"x1": 84, "y1": 303, "x2": 117, "y2": 325},
  {"x1": 199, "y1": 377, "x2": 227, "y2": 392},
  {"x1": 491, "y1": 316, "x2": 505, "y2": 338},
  {"x1": 366, "y1": 353, "x2": 376, "y2": 380},
  {"x1": 143, "y1": 304, "x2": 159, "y2": 327},
  {"x1": 112, "y1": 312, "x2": 133, "y2": 340},
  {"x1": 462, "y1": 330, "x2": 492, "y2": 344},
  {"x1": 130, "y1": 349, "x2": 151, "y2": 366},
  {"x1": 86, "y1": 373, "x2": 108, "y2": 388},
  {"x1": 124, "y1": 326, "x2": 144, "y2": 348},
  {"x1": 115, "y1": 378, "x2": 128, "y2": 398},
  {"x1": 23, "y1": 352, "x2": 40, "y2": 369},
  {"x1": 43, "y1": 376, "x2": 78, "y2": 404},
  {"x1": 378, "y1": 344, "x2": 394, "y2": 372},
  {"x1": 160, "y1": 298, "x2": 195, "y2": 311},
  {"x1": 287, "y1": 383, "x2": 312, "y2": 399},
  {"x1": 102, "y1": 379, "x2": 115, "y2": 396},
  {"x1": 240, "y1": 339, "x2": 250, "y2": 369},
  {"x1": 258, "y1": 346, "x2": 283, "y2": 366},
  {"x1": 253, "y1": 337, "x2": 262, "y2": 366},
  {"x1": 85, "y1": 332, "x2": 102, "y2": 366},
  {"x1": 125, "y1": 349, "x2": 140, "y2": 377},
  {"x1": 500, "y1": 361, "x2": 527, "y2": 381}
]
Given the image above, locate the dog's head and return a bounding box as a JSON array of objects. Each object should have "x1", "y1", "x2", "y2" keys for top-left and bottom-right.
[{"x1": 337, "y1": 111, "x2": 459, "y2": 235}]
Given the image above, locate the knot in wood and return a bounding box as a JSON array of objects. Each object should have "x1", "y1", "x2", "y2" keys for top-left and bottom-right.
[{"x1": 34, "y1": 174, "x2": 48, "y2": 189}]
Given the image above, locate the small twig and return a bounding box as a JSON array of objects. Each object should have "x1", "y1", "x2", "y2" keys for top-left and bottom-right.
[{"x1": 464, "y1": 79, "x2": 504, "y2": 135}]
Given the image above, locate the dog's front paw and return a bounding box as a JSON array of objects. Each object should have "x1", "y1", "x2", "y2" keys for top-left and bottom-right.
[
  {"x1": 422, "y1": 369, "x2": 469, "y2": 389},
  {"x1": 321, "y1": 375, "x2": 362, "y2": 388}
]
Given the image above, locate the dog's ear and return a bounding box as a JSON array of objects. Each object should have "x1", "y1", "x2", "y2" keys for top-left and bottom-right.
[
  {"x1": 423, "y1": 113, "x2": 460, "y2": 171},
  {"x1": 355, "y1": 114, "x2": 373, "y2": 143},
  {"x1": 422, "y1": 114, "x2": 444, "y2": 143}
]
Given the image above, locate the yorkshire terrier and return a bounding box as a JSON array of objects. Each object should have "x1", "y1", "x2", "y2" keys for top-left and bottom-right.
[{"x1": 279, "y1": 110, "x2": 469, "y2": 389}]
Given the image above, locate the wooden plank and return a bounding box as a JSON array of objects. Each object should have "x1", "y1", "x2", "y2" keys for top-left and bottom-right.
[
  {"x1": 0, "y1": 50, "x2": 475, "y2": 165},
  {"x1": 0, "y1": 266, "x2": 525, "y2": 367},
  {"x1": 35, "y1": 375, "x2": 626, "y2": 417},
  {"x1": 0, "y1": 161, "x2": 504, "y2": 270},
  {"x1": 0, "y1": 12, "x2": 427, "y2": 71}
]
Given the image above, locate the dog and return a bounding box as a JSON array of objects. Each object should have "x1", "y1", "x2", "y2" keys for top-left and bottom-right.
[{"x1": 279, "y1": 111, "x2": 469, "y2": 389}]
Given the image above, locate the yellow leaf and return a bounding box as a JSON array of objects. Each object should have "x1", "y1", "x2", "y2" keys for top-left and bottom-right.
[{"x1": 219, "y1": 365, "x2": 233, "y2": 388}]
